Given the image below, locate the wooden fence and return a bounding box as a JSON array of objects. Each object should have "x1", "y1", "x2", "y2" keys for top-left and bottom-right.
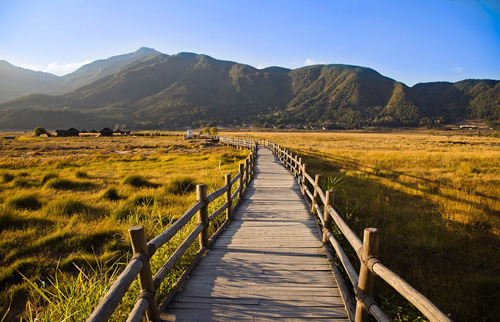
[
  {"x1": 87, "y1": 137, "x2": 257, "y2": 322},
  {"x1": 259, "y1": 139, "x2": 452, "y2": 322}
]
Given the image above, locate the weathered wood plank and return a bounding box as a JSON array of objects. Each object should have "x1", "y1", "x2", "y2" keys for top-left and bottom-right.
[{"x1": 162, "y1": 147, "x2": 349, "y2": 321}]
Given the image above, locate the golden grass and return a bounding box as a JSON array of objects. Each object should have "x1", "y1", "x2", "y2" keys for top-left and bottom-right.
[
  {"x1": 0, "y1": 134, "x2": 248, "y2": 321},
  {"x1": 225, "y1": 130, "x2": 500, "y2": 322}
]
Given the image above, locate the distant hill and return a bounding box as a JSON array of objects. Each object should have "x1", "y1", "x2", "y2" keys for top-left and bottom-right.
[
  {"x1": 0, "y1": 47, "x2": 161, "y2": 103},
  {"x1": 60, "y1": 47, "x2": 162, "y2": 92},
  {"x1": 0, "y1": 60, "x2": 61, "y2": 103},
  {"x1": 0, "y1": 51, "x2": 498, "y2": 129}
]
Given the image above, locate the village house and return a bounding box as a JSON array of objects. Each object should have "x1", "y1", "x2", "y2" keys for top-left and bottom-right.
[
  {"x1": 55, "y1": 128, "x2": 80, "y2": 137},
  {"x1": 99, "y1": 127, "x2": 114, "y2": 136}
]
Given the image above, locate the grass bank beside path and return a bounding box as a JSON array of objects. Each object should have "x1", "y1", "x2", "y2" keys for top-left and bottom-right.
[{"x1": 0, "y1": 133, "x2": 248, "y2": 321}]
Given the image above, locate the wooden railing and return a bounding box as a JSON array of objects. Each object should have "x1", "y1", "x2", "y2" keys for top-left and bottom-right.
[
  {"x1": 258, "y1": 140, "x2": 452, "y2": 322},
  {"x1": 87, "y1": 137, "x2": 257, "y2": 322}
]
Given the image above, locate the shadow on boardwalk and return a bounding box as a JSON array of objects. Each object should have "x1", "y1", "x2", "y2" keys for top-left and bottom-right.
[{"x1": 161, "y1": 148, "x2": 349, "y2": 321}]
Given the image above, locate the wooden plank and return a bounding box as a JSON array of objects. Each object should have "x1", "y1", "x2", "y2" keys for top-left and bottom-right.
[
  {"x1": 162, "y1": 306, "x2": 347, "y2": 319},
  {"x1": 162, "y1": 147, "x2": 349, "y2": 321}
]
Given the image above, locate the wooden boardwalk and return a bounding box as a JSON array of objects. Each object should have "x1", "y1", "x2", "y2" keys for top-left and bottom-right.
[{"x1": 162, "y1": 148, "x2": 349, "y2": 321}]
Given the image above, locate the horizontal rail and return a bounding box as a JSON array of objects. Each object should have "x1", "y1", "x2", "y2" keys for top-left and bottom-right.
[
  {"x1": 372, "y1": 263, "x2": 452, "y2": 321},
  {"x1": 208, "y1": 202, "x2": 229, "y2": 221},
  {"x1": 153, "y1": 223, "x2": 205, "y2": 289},
  {"x1": 231, "y1": 172, "x2": 242, "y2": 185},
  {"x1": 86, "y1": 259, "x2": 144, "y2": 322},
  {"x1": 304, "y1": 172, "x2": 315, "y2": 186},
  {"x1": 126, "y1": 298, "x2": 149, "y2": 322},
  {"x1": 327, "y1": 206, "x2": 363, "y2": 251},
  {"x1": 148, "y1": 201, "x2": 203, "y2": 250},
  {"x1": 304, "y1": 186, "x2": 314, "y2": 202},
  {"x1": 207, "y1": 185, "x2": 229, "y2": 204},
  {"x1": 316, "y1": 187, "x2": 326, "y2": 207},
  {"x1": 314, "y1": 203, "x2": 325, "y2": 226},
  {"x1": 231, "y1": 186, "x2": 241, "y2": 201},
  {"x1": 324, "y1": 228, "x2": 359, "y2": 288}
]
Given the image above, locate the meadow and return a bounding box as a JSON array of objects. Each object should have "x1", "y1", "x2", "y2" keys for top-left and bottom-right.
[
  {"x1": 0, "y1": 134, "x2": 248, "y2": 321},
  {"x1": 227, "y1": 130, "x2": 500, "y2": 322}
]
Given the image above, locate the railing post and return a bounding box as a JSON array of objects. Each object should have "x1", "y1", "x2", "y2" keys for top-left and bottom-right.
[
  {"x1": 355, "y1": 228, "x2": 380, "y2": 322},
  {"x1": 196, "y1": 184, "x2": 209, "y2": 249},
  {"x1": 301, "y1": 164, "x2": 307, "y2": 196},
  {"x1": 245, "y1": 158, "x2": 250, "y2": 188},
  {"x1": 128, "y1": 226, "x2": 160, "y2": 322},
  {"x1": 249, "y1": 154, "x2": 254, "y2": 178},
  {"x1": 238, "y1": 163, "x2": 244, "y2": 199},
  {"x1": 323, "y1": 190, "x2": 334, "y2": 243},
  {"x1": 311, "y1": 174, "x2": 321, "y2": 215},
  {"x1": 298, "y1": 157, "x2": 302, "y2": 185},
  {"x1": 225, "y1": 173, "x2": 232, "y2": 220},
  {"x1": 294, "y1": 155, "x2": 298, "y2": 177},
  {"x1": 252, "y1": 149, "x2": 257, "y2": 176}
]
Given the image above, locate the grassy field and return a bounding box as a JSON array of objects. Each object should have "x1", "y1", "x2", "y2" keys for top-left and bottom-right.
[
  {"x1": 0, "y1": 134, "x2": 248, "y2": 321},
  {"x1": 226, "y1": 130, "x2": 500, "y2": 322}
]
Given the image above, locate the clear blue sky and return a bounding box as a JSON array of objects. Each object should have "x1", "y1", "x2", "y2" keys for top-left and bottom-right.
[{"x1": 1, "y1": 0, "x2": 499, "y2": 85}]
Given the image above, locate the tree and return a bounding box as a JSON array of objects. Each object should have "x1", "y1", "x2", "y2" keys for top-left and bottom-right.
[
  {"x1": 203, "y1": 127, "x2": 211, "y2": 134},
  {"x1": 34, "y1": 127, "x2": 47, "y2": 137},
  {"x1": 210, "y1": 127, "x2": 219, "y2": 135}
]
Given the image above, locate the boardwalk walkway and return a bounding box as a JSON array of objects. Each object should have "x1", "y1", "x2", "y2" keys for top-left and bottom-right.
[{"x1": 162, "y1": 148, "x2": 349, "y2": 321}]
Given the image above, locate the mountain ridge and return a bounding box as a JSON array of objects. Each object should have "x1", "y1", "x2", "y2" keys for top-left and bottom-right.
[
  {"x1": 0, "y1": 47, "x2": 162, "y2": 103},
  {"x1": 0, "y1": 50, "x2": 498, "y2": 130}
]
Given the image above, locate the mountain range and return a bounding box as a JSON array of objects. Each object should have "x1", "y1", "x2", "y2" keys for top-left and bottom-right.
[{"x1": 0, "y1": 48, "x2": 498, "y2": 130}]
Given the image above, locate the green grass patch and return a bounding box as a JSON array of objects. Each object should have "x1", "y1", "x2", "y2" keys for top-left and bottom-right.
[
  {"x1": 40, "y1": 173, "x2": 58, "y2": 185},
  {"x1": 43, "y1": 198, "x2": 103, "y2": 219},
  {"x1": 12, "y1": 178, "x2": 35, "y2": 188},
  {"x1": 1, "y1": 172, "x2": 15, "y2": 183},
  {"x1": 122, "y1": 175, "x2": 159, "y2": 188},
  {"x1": 6, "y1": 194, "x2": 42, "y2": 210},
  {"x1": 44, "y1": 178, "x2": 95, "y2": 191},
  {"x1": 75, "y1": 170, "x2": 90, "y2": 178},
  {"x1": 101, "y1": 187, "x2": 121, "y2": 201},
  {"x1": 164, "y1": 176, "x2": 196, "y2": 195}
]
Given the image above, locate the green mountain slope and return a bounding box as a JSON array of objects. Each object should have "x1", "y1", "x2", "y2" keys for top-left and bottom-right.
[
  {"x1": 0, "y1": 52, "x2": 498, "y2": 129},
  {"x1": 0, "y1": 47, "x2": 161, "y2": 104},
  {"x1": 0, "y1": 61, "x2": 61, "y2": 103}
]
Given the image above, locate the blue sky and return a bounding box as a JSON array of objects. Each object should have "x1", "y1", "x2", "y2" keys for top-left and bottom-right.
[{"x1": 0, "y1": 0, "x2": 499, "y2": 85}]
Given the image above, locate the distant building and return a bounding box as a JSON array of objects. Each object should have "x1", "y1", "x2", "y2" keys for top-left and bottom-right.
[
  {"x1": 99, "y1": 127, "x2": 114, "y2": 136},
  {"x1": 55, "y1": 128, "x2": 80, "y2": 137}
]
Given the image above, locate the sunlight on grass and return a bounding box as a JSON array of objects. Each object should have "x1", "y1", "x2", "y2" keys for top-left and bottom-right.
[{"x1": 0, "y1": 135, "x2": 248, "y2": 321}]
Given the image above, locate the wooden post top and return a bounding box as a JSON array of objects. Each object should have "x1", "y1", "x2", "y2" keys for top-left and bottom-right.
[{"x1": 196, "y1": 184, "x2": 208, "y2": 201}]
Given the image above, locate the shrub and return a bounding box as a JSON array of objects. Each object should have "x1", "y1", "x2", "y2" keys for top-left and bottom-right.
[
  {"x1": 45, "y1": 178, "x2": 95, "y2": 191},
  {"x1": 41, "y1": 173, "x2": 58, "y2": 185},
  {"x1": 122, "y1": 175, "x2": 158, "y2": 188},
  {"x1": 165, "y1": 177, "x2": 196, "y2": 195},
  {"x1": 7, "y1": 194, "x2": 42, "y2": 210},
  {"x1": 101, "y1": 187, "x2": 121, "y2": 201},
  {"x1": 34, "y1": 127, "x2": 47, "y2": 137},
  {"x1": 1, "y1": 172, "x2": 15, "y2": 183},
  {"x1": 13, "y1": 178, "x2": 34, "y2": 188},
  {"x1": 129, "y1": 194, "x2": 155, "y2": 206},
  {"x1": 210, "y1": 127, "x2": 219, "y2": 135},
  {"x1": 111, "y1": 195, "x2": 158, "y2": 221},
  {"x1": 44, "y1": 198, "x2": 102, "y2": 219},
  {"x1": 75, "y1": 170, "x2": 89, "y2": 178}
]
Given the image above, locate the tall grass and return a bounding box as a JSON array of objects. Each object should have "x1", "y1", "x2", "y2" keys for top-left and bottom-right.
[
  {"x1": 23, "y1": 257, "x2": 123, "y2": 322},
  {"x1": 0, "y1": 134, "x2": 247, "y2": 321}
]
